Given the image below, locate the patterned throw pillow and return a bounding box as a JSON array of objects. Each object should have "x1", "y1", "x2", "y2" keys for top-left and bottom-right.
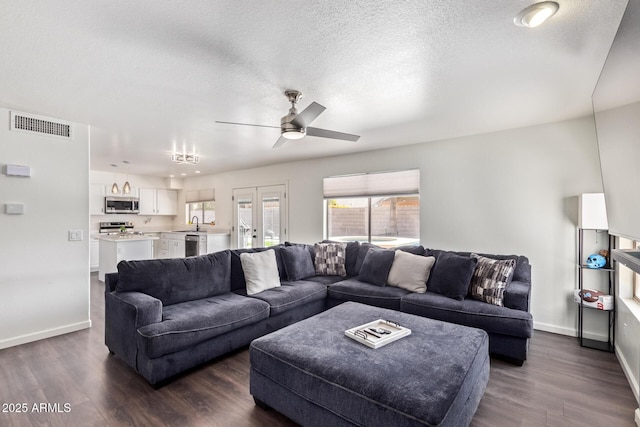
[
  {"x1": 469, "y1": 254, "x2": 516, "y2": 306},
  {"x1": 314, "y1": 243, "x2": 347, "y2": 276}
]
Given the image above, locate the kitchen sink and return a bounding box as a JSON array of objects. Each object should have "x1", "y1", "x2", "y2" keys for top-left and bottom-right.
[{"x1": 172, "y1": 230, "x2": 207, "y2": 233}]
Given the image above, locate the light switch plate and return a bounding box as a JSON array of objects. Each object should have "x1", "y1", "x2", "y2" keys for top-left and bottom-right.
[
  {"x1": 5, "y1": 164, "x2": 31, "y2": 177},
  {"x1": 68, "y1": 230, "x2": 83, "y2": 241},
  {"x1": 5, "y1": 203, "x2": 25, "y2": 214}
]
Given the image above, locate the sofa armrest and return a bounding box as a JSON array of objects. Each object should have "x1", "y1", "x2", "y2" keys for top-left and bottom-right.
[
  {"x1": 105, "y1": 291, "x2": 162, "y2": 369},
  {"x1": 503, "y1": 281, "x2": 530, "y2": 312}
]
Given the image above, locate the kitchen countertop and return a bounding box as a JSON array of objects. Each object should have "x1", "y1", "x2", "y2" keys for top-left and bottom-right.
[
  {"x1": 95, "y1": 234, "x2": 160, "y2": 242},
  {"x1": 92, "y1": 229, "x2": 230, "y2": 238}
]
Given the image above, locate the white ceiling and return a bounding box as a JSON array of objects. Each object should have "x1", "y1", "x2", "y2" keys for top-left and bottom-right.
[{"x1": 0, "y1": 1, "x2": 629, "y2": 177}]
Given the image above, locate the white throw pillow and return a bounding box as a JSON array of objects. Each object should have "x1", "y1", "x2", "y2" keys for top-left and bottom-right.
[
  {"x1": 240, "y1": 250, "x2": 281, "y2": 295},
  {"x1": 386, "y1": 250, "x2": 435, "y2": 293}
]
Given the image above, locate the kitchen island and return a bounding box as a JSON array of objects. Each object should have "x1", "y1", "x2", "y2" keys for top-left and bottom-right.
[{"x1": 97, "y1": 234, "x2": 159, "y2": 282}]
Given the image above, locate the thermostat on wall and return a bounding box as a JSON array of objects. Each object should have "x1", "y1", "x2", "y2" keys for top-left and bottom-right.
[
  {"x1": 5, "y1": 203, "x2": 25, "y2": 215},
  {"x1": 5, "y1": 164, "x2": 31, "y2": 177}
]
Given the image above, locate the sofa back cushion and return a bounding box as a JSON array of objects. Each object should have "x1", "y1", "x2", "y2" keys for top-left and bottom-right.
[
  {"x1": 426, "y1": 249, "x2": 530, "y2": 283},
  {"x1": 358, "y1": 248, "x2": 396, "y2": 286},
  {"x1": 281, "y1": 245, "x2": 316, "y2": 280},
  {"x1": 426, "y1": 251, "x2": 478, "y2": 300},
  {"x1": 116, "y1": 250, "x2": 231, "y2": 306}
]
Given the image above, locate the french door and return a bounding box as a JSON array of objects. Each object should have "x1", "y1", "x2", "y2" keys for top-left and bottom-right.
[{"x1": 232, "y1": 184, "x2": 287, "y2": 249}]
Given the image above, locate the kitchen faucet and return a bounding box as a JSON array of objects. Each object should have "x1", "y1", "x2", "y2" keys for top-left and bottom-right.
[{"x1": 191, "y1": 216, "x2": 199, "y2": 232}]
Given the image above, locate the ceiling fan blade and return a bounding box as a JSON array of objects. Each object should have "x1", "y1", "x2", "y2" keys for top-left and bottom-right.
[
  {"x1": 272, "y1": 136, "x2": 288, "y2": 148},
  {"x1": 291, "y1": 102, "x2": 326, "y2": 127},
  {"x1": 306, "y1": 127, "x2": 360, "y2": 142},
  {"x1": 215, "y1": 120, "x2": 280, "y2": 129}
]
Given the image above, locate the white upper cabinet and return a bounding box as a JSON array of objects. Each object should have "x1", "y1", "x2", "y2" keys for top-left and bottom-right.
[
  {"x1": 139, "y1": 188, "x2": 177, "y2": 215},
  {"x1": 90, "y1": 184, "x2": 106, "y2": 215}
]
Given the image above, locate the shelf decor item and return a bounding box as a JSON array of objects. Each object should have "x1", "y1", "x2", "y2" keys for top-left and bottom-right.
[{"x1": 586, "y1": 254, "x2": 607, "y2": 269}]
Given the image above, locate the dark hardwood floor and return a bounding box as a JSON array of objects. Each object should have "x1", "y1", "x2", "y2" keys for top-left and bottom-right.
[{"x1": 0, "y1": 273, "x2": 636, "y2": 426}]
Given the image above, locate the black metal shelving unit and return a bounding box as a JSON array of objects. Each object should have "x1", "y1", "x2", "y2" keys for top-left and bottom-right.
[{"x1": 576, "y1": 228, "x2": 615, "y2": 352}]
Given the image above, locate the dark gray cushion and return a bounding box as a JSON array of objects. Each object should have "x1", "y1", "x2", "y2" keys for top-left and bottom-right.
[
  {"x1": 304, "y1": 275, "x2": 347, "y2": 286},
  {"x1": 116, "y1": 250, "x2": 231, "y2": 306},
  {"x1": 137, "y1": 292, "x2": 270, "y2": 358},
  {"x1": 427, "y1": 252, "x2": 477, "y2": 300},
  {"x1": 358, "y1": 248, "x2": 395, "y2": 286},
  {"x1": 427, "y1": 249, "x2": 531, "y2": 283},
  {"x1": 401, "y1": 292, "x2": 533, "y2": 338},
  {"x1": 280, "y1": 245, "x2": 315, "y2": 281},
  {"x1": 392, "y1": 244, "x2": 425, "y2": 255},
  {"x1": 327, "y1": 277, "x2": 408, "y2": 310},
  {"x1": 354, "y1": 243, "x2": 380, "y2": 275},
  {"x1": 247, "y1": 281, "x2": 327, "y2": 316}
]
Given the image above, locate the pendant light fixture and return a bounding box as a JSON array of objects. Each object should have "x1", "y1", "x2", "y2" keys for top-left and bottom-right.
[{"x1": 111, "y1": 182, "x2": 120, "y2": 194}]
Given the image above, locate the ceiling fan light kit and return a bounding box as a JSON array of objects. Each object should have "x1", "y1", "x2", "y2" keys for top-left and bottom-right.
[
  {"x1": 514, "y1": 1, "x2": 559, "y2": 28},
  {"x1": 216, "y1": 89, "x2": 360, "y2": 148}
]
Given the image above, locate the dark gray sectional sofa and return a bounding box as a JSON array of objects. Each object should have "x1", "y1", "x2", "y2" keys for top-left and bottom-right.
[{"x1": 105, "y1": 242, "x2": 533, "y2": 386}]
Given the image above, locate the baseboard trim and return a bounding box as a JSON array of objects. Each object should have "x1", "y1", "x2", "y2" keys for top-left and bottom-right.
[
  {"x1": 534, "y1": 321, "x2": 575, "y2": 336},
  {"x1": 534, "y1": 321, "x2": 609, "y2": 341},
  {"x1": 0, "y1": 320, "x2": 92, "y2": 350}
]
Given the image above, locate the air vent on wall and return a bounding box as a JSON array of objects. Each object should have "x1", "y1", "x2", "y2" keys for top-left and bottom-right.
[{"x1": 10, "y1": 111, "x2": 73, "y2": 140}]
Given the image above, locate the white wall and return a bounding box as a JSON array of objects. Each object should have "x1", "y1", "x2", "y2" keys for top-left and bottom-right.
[
  {"x1": 183, "y1": 116, "x2": 603, "y2": 336},
  {"x1": 0, "y1": 107, "x2": 90, "y2": 349}
]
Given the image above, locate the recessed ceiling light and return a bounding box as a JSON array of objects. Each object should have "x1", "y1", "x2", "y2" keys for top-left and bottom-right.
[
  {"x1": 169, "y1": 175, "x2": 175, "y2": 178},
  {"x1": 181, "y1": 173, "x2": 187, "y2": 176},
  {"x1": 195, "y1": 170, "x2": 201, "y2": 174},
  {"x1": 514, "y1": 1, "x2": 559, "y2": 28}
]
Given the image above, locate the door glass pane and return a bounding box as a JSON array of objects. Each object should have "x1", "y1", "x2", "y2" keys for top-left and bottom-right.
[
  {"x1": 237, "y1": 197, "x2": 253, "y2": 249},
  {"x1": 326, "y1": 198, "x2": 369, "y2": 243},
  {"x1": 262, "y1": 195, "x2": 280, "y2": 247}
]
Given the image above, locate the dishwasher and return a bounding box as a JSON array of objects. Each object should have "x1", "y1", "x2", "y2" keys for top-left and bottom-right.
[{"x1": 185, "y1": 234, "x2": 200, "y2": 257}]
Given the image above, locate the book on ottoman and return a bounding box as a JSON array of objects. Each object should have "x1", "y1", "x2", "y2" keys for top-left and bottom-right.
[{"x1": 345, "y1": 319, "x2": 411, "y2": 349}]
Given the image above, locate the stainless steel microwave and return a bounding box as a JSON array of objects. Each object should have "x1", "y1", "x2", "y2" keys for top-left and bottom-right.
[{"x1": 105, "y1": 196, "x2": 139, "y2": 214}]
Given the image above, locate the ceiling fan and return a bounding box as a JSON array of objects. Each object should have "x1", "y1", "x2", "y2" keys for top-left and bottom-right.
[{"x1": 216, "y1": 90, "x2": 360, "y2": 148}]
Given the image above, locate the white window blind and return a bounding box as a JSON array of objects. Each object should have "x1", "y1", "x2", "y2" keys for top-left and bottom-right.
[
  {"x1": 323, "y1": 170, "x2": 419, "y2": 198},
  {"x1": 186, "y1": 189, "x2": 215, "y2": 203}
]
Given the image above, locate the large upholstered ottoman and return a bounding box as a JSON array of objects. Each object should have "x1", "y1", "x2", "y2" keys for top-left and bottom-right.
[{"x1": 250, "y1": 301, "x2": 489, "y2": 427}]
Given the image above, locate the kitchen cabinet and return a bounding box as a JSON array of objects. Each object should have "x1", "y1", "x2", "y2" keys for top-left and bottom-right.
[
  {"x1": 90, "y1": 184, "x2": 106, "y2": 215},
  {"x1": 159, "y1": 233, "x2": 185, "y2": 258},
  {"x1": 139, "y1": 188, "x2": 177, "y2": 215}
]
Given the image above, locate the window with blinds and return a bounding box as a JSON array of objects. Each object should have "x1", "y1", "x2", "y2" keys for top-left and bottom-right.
[
  {"x1": 185, "y1": 189, "x2": 216, "y2": 225},
  {"x1": 323, "y1": 170, "x2": 420, "y2": 247}
]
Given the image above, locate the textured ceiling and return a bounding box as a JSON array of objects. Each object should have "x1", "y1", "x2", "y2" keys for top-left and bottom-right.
[{"x1": 0, "y1": 0, "x2": 629, "y2": 177}]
